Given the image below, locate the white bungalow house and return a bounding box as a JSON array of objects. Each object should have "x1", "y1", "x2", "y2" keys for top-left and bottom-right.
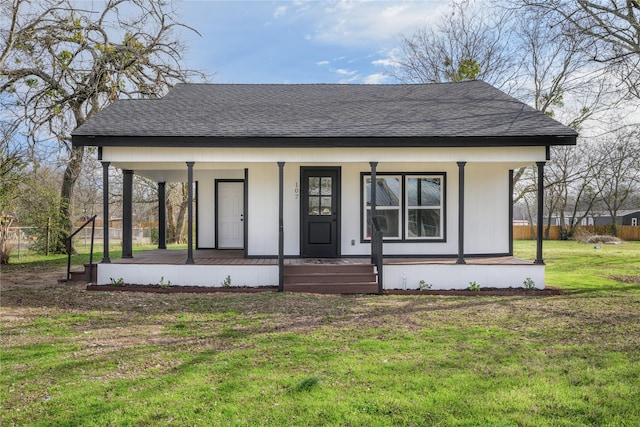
[{"x1": 72, "y1": 81, "x2": 577, "y2": 293}]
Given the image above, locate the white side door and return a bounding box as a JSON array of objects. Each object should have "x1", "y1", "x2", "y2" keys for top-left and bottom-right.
[{"x1": 217, "y1": 182, "x2": 244, "y2": 249}]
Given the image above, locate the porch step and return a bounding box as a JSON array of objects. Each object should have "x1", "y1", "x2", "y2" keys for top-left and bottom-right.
[
  {"x1": 283, "y1": 264, "x2": 379, "y2": 294},
  {"x1": 64, "y1": 263, "x2": 98, "y2": 283}
]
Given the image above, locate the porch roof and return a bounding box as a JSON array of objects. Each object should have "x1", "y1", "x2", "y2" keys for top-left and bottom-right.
[{"x1": 72, "y1": 81, "x2": 577, "y2": 148}]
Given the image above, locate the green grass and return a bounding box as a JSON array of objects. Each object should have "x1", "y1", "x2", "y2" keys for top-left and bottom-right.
[
  {"x1": 5, "y1": 243, "x2": 185, "y2": 271},
  {"x1": 1, "y1": 241, "x2": 639, "y2": 426},
  {"x1": 515, "y1": 240, "x2": 640, "y2": 291}
]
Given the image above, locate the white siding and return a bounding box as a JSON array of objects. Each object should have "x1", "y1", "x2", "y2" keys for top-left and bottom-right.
[{"x1": 464, "y1": 163, "x2": 510, "y2": 254}]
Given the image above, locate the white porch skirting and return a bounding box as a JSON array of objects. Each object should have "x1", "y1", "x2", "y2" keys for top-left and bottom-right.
[
  {"x1": 97, "y1": 264, "x2": 279, "y2": 288},
  {"x1": 97, "y1": 262, "x2": 544, "y2": 290},
  {"x1": 383, "y1": 264, "x2": 544, "y2": 290}
]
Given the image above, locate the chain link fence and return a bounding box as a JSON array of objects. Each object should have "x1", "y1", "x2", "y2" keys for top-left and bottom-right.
[{"x1": 1, "y1": 226, "x2": 156, "y2": 258}]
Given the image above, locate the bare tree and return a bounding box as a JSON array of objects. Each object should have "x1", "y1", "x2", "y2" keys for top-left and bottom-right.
[
  {"x1": 392, "y1": 0, "x2": 522, "y2": 93},
  {"x1": 0, "y1": 121, "x2": 25, "y2": 263},
  {"x1": 521, "y1": 0, "x2": 640, "y2": 98},
  {"x1": 544, "y1": 143, "x2": 602, "y2": 239},
  {"x1": 593, "y1": 128, "x2": 640, "y2": 236},
  {"x1": 1, "y1": 0, "x2": 205, "y2": 253}
]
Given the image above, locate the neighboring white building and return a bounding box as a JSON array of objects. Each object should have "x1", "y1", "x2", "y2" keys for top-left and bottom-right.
[{"x1": 72, "y1": 81, "x2": 577, "y2": 292}]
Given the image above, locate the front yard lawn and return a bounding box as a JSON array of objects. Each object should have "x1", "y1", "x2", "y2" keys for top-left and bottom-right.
[{"x1": 1, "y1": 241, "x2": 639, "y2": 425}]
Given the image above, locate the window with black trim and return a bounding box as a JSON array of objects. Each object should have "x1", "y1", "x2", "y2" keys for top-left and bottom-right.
[{"x1": 362, "y1": 172, "x2": 445, "y2": 241}]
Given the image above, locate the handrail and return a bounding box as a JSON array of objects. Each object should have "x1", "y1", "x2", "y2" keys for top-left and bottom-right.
[
  {"x1": 371, "y1": 216, "x2": 384, "y2": 295},
  {"x1": 66, "y1": 215, "x2": 97, "y2": 282}
]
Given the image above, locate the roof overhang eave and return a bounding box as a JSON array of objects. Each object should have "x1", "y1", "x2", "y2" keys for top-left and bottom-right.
[{"x1": 71, "y1": 134, "x2": 578, "y2": 148}]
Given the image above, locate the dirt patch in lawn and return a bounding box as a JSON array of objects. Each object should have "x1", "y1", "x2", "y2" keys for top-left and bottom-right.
[
  {"x1": 386, "y1": 287, "x2": 562, "y2": 296},
  {"x1": 1, "y1": 265, "x2": 66, "y2": 291},
  {"x1": 2, "y1": 265, "x2": 560, "y2": 299},
  {"x1": 609, "y1": 275, "x2": 640, "y2": 285},
  {"x1": 85, "y1": 284, "x2": 561, "y2": 296},
  {"x1": 86, "y1": 284, "x2": 279, "y2": 293}
]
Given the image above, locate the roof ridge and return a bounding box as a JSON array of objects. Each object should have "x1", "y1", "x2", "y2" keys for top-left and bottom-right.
[{"x1": 173, "y1": 80, "x2": 485, "y2": 87}]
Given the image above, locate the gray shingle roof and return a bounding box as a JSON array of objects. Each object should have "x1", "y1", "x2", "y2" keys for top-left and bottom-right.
[{"x1": 72, "y1": 81, "x2": 577, "y2": 146}]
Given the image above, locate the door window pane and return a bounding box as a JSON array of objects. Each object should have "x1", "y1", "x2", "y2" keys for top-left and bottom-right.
[
  {"x1": 308, "y1": 197, "x2": 320, "y2": 216},
  {"x1": 309, "y1": 177, "x2": 320, "y2": 195},
  {"x1": 321, "y1": 177, "x2": 332, "y2": 195},
  {"x1": 321, "y1": 197, "x2": 332, "y2": 215}
]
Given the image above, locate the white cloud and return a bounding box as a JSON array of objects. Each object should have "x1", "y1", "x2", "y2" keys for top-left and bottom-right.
[
  {"x1": 273, "y1": 5, "x2": 287, "y2": 18},
  {"x1": 311, "y1": 0, "x2": 447, "y2": 47},
  {"x1": 364, "y1": 73, "x2": 391, "y2": 84},
  {"x1": 316, "y1": 60, "x2": 330, "y2": 66},
  {"x1": 372, "y1": 58, "x2": 395, "y2": 67},
  {"x1": 382, "y1": 4, "x2": 408, "y2": 19},
  {"x1": 335, "y1": 68, "x2": 357, "y2": 76},
  {"x1": 371, "y1": 47, "x2": 402, "y2": 69}
]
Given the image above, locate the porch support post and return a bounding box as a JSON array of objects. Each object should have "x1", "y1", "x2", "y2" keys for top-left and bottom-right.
[
  {"x1": 369, "y1": 161, "x2": 378, "y2": 264},
  {"x1": 456, "y1": 162, "x2": 466, "y2": 264},
  {"x1": 243, "y1": 168, "x2": 249, "y2": 259},
  {"x1": 122, "y1": 169, "x2": 133, "y2": 259},
  {"x1": 158, "y1": 182, "x2": 166, "y2": 249},
  {"x1": 278, "y1": 162, "x2": 285, "y2": 292},
  {"x1": 535, "y1": 161, "x2": 545, "y2": 265},
  {"x1": 508, "y1": 170, "x2": 514, "y2": 256},
  {"x1": 101, "y1": 162, "x2": 111, "y2": 263},
  {"x1": 186, "y1": 162, "x2": 195, "y2": 264}
]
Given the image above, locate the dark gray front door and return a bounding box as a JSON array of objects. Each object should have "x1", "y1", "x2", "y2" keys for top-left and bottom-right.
[{"x1": 301, "y1": 167, "x2": 340, "y2": 258}]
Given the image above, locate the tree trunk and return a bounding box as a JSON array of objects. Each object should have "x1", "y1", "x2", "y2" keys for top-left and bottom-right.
[
  {"x1": 166, "y1": 196, "x2": 175, "y2": 244},
  {"x1": 173, "y1": 183, "x2": 189, "y2": 244},
  {"x1": 57, "y1": 145, "x2": 85, "y2": 254},
  {"x1": 165, "y1": 183, "x2": 189, "y2": 244}
]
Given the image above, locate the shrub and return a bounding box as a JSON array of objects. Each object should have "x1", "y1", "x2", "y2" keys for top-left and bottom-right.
[
  {"x1": 573, "y1": 228, "x2": 623, "y2": 244},
  {"x1": 468, "y1": 281, "x2": 481, "y2": 291},
  {"x1": 584, "y1": 235, "x2": 622, "y2": 244}
]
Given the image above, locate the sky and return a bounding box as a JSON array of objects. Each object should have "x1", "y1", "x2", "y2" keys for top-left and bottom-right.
[{"x1": 175, "y1": 0, "x2": 449, "y2": 84}]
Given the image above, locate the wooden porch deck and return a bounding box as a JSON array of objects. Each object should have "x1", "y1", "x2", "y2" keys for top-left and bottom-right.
[{"x1": 111, "y1": 249, "x2": 534, "y2": 266}]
